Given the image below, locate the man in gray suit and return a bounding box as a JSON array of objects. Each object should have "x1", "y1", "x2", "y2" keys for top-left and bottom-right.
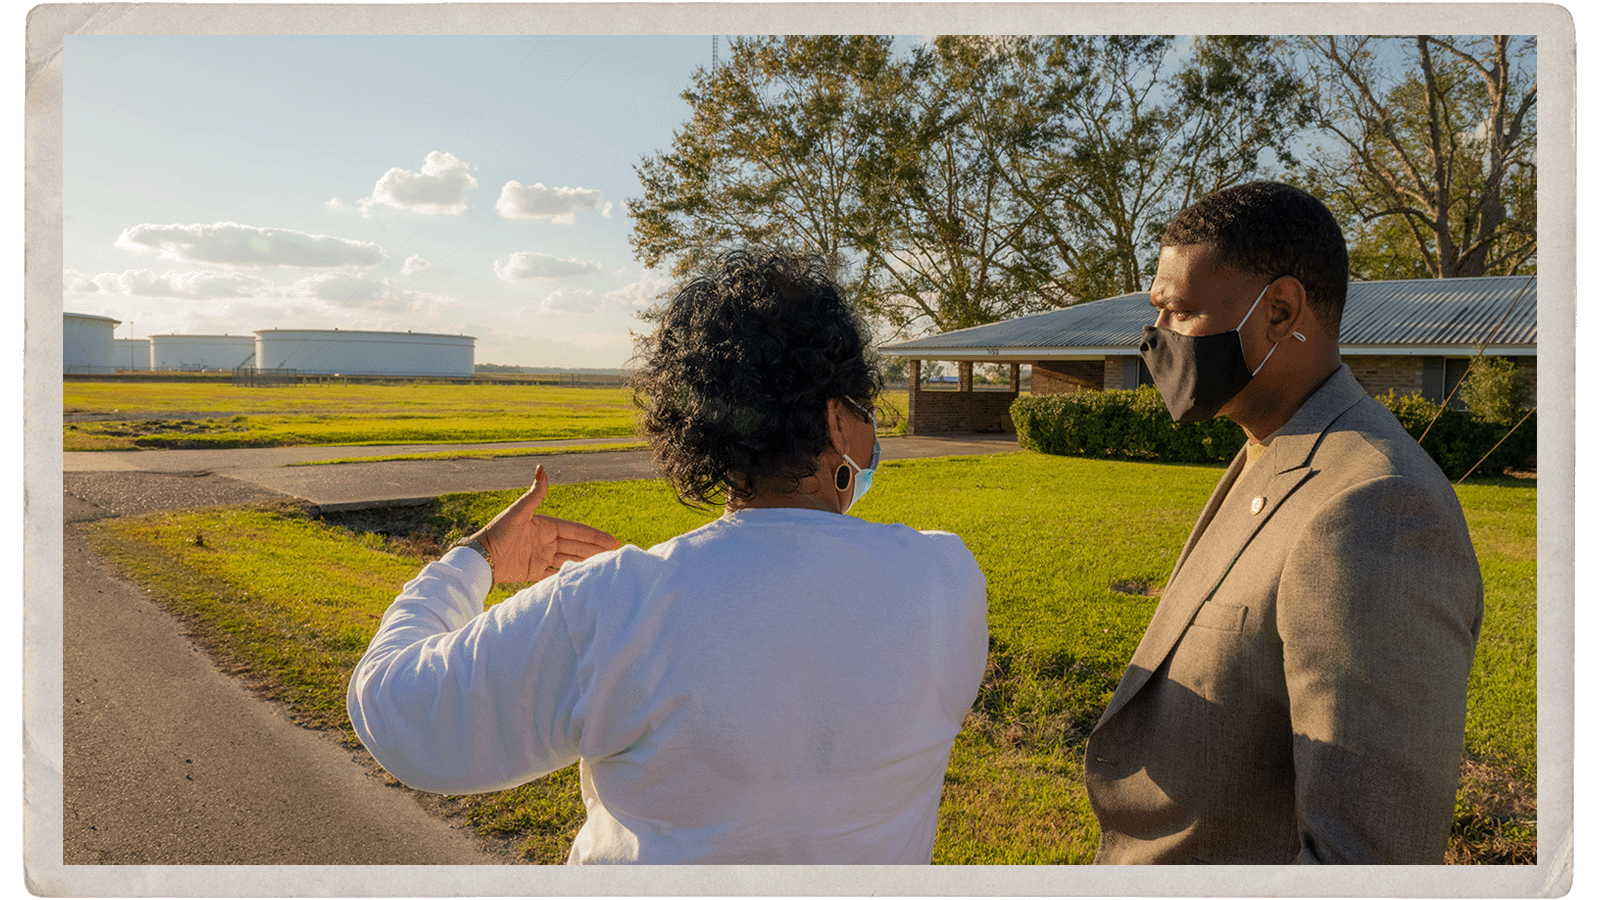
[{"x1": 1085, "y1": 182, "x2": 1484, "y2": 864}]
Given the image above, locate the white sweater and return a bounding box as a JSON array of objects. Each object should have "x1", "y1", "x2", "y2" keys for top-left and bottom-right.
[{"x1": 346, "y1": 507, "x2": 989, "y2": 864}]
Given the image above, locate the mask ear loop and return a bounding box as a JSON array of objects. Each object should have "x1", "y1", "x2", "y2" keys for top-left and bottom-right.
[{"x1": 1238, "y1": 280, "x2": 1292, "y2": 377}]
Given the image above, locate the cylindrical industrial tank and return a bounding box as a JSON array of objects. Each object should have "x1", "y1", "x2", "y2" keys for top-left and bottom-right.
[
  {"x1": 113, "y1": 338, "x2": 152, "y2": 371},
  {"x1": 148, "y1": 334, "x2": 257, "y2": 371},
  {"x1": 64, "y1": 312, "x2": 121, "y2": 373},
  {"x1": 253, "y1": 329, "x2": 475, "y2": 377}
]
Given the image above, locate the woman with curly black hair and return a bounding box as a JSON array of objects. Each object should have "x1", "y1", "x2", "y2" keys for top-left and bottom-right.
[{"x1": 348, "y1": 251, "x2": 988, "y2": 864}]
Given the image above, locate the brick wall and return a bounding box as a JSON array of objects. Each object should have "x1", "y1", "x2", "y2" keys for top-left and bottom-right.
[
  {"x1": 1031, "y1": 360, "x2": 1104, "y2": 395},
  {"x1": 1343, "y1": 355, "x2": 1424, "y2": 396},
  {"x1": 1341, "y1": 354, "x2": 1535, "y2": 402},
  {"x1": 907, "y1": 387, "x2": 1019, "y2": 434}
]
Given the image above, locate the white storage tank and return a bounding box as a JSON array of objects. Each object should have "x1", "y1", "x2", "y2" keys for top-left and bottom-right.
[
  {"x1": 114, "y1": 337, "x2": 152, "y2": 371},
  {"x1": 253, "y1": 328, "x2": 475, "y2": 377},
  {"x1": 64, "y1": 312, "x2": 121, "y2": 373},
  {"x1": 149, "y1": 334, "x2": 257, "y2": 371}
]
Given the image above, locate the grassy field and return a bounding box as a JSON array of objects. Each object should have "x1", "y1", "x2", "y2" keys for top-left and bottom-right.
[
  {"x1": 82, "y1": 453, "x2": 1536, "y2": 864},
  {"x1": 63, "y1": 382, "x2": 912, "y2": 450}
]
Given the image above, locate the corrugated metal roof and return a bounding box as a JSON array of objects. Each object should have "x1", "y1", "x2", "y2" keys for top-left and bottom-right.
[{"x1": 882, "y1": 275, "x2": 1537, "y2": 354}]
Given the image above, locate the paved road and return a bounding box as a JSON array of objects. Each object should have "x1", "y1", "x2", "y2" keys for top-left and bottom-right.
[
  {"x1": 64, "y1": 432, "x2": 1021, "y2": 512},
  {"x1": 57, "y1": 432, "x2": 1020, "y2": 869},
  {"x1": 62, "y1": 497, "x2": 506, "y2": 865}
]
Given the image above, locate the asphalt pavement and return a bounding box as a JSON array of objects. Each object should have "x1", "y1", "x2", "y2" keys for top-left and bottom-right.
[
  {"x1": 61, "y1": 506, "x2": 504, "y2": 865},
  {"x1": 63, "y1": 432, "x2": 1022, "y2": 512},
  {"x1": 55, "y1": 432, "x2": 1021, "y2": 871}
]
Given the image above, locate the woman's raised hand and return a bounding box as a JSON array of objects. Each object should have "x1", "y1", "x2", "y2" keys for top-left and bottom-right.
[{"x1": 472, "y1": 465, "x2": 620, "y2": 584}]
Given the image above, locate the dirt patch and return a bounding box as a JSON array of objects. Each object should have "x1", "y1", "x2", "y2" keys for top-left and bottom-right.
[
  {"x1": 320, "y1": 503, "x2": 456, "y2": 558},
  {"x1": 1109, "y1": 579, "x2": 1160, "y2": 597},
  {"x1": 1446, "y1": 756, "x2": 1537, "y2": 864},
  {"x1": 68, "y1": 416, "x2": 249, "y2": 439}
]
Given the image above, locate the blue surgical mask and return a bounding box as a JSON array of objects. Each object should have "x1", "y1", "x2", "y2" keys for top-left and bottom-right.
[
  {"x1": 840, "y1": 437, "x2": 880, "y2": 513},
  {"x1": 840, "y1": 398, "x2": 881, "y2": 513}
]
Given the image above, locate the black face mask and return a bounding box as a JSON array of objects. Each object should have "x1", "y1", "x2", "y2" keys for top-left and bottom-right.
[{"x1": 1140, "y1": 283, "x2": 1288, "y2": 424}]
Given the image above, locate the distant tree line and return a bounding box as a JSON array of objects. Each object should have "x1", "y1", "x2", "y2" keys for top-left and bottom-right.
[{"x1": 629, "y1": 35, "x2": 1535, "y2": 337}]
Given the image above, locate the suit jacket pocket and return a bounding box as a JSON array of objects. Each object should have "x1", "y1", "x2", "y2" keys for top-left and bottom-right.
[{"x1": 1191, "y1": 601, "x2": 1247, "y2": 633}]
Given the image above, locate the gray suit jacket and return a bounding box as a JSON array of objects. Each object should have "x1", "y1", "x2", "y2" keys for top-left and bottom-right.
[{"x1": 1085, "y1": 366, "x2": 1484, "y2": 864}]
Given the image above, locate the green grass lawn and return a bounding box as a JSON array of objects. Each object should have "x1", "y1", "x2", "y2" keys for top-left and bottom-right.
[
  {"x1": 82, "y1": 453, "x2": 1536, "y2": 864},
  {"x1": 63, "y1": 382, "x2": 910, "y2": 450}
]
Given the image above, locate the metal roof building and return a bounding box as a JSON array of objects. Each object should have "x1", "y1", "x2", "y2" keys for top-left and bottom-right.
[
  {"x1": 879, "y1": 276, "x2": 1538, "y2": 435},
  {"x1": 882, "y1": 276, "x2": 1537, "y2": 361}
]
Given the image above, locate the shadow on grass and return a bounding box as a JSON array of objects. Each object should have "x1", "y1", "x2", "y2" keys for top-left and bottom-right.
[{"x1": 141, "y1": 497, "x2": 1537, "y2": 865}]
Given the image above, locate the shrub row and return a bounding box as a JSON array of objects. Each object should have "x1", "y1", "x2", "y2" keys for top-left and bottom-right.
[
  {"x1": 1375, "y1": 391, "x2": 1536, "y2": 480},
  {"x1": 1011, "y1": 385, "x2": 1535, "y2": 480},
  {"x1": 1010, "y1": 386, "x2": 1245, "y2": 464}
]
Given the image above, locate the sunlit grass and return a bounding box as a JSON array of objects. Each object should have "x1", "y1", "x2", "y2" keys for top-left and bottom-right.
[
  {"x1": 83, "y1": 454, "x2": 1535, "y2": 863},
  {"x1": 63, "y1": 383, "x2": 909, "y2": 449}
]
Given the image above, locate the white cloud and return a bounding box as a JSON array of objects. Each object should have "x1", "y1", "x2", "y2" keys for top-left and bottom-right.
[
  {"x1": 494, "y1": 251, "x2": 602, "y2": 282},
  {"x1": 518, "y1": 275, "x2": 674, "y2": 317},
  {"x1": 116, "y1": 222, "x2": 386, "y2": 269},
  {"x1": 538, "y1": 287, "x2": 602, "y2": 313},
  {"x1": 289, "y1": 272, "x2": 449, "y2": 313},
  {"x1": 361, "y1": 150, "x2": 478, "y2": 216},
  {"x1": 495, "y1": 181, "x2": 610, "y2": 224},
  {"x1": 607, "y1": 275, "x2": 675, "y2": 311},
  {"x1": 63, "y1": 269, "x2": 103, "y2": 293},
  {"x1": 401, "y1": 255, "x2": 431, "y2": 277},
  {"x1": 87, "y1": 269, "x2": 270, "y2": 299}
]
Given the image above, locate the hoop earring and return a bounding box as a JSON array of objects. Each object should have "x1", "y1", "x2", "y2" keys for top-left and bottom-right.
[{"x1": 834, "y1": 464, "x2": 852, "y2": 491}]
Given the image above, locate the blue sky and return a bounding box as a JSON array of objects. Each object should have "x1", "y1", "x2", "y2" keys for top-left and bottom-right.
[{"x1": 64, "y1": 35, "x2": 718, "y2": 368}]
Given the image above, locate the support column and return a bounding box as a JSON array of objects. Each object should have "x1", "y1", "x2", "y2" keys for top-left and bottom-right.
[
  {"x1": 1009, "y1": 363, "x2": 1021, "y2": 391},
  {"x1": 958, "y1": 361, "x2": 973, "y2": 392},
  {"x1": 907, "y1": 359, "x2": 921, "y2": 436}
]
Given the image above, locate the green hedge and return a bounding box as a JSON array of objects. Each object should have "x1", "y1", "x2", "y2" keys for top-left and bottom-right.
[
  {"x1": 1010, "y1": 386, "x2": 1246, "y2": 463},
  {"x1": 1010, "y1": 385, "x2": 1534, "y2": 479},
  {"x1": 1375, "y1": 391, "x2": 1536, "y2": 480}
]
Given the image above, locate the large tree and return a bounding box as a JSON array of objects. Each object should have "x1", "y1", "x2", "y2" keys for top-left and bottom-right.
[
  {"x1": 850, "y1": 36, "x2": 1068, "y2": 334},
  {"x1": 630, "y1": 35, "x2": 1314, "y2": 336},
  {"x1": 1299, "y1": 35, "x2": 1536, "y2": 279},
  {"x1": 991, "y1": 36, "x2": 1316, "y2": 301},
  {"x1": 629, "y1": 36, "x2": 891, "y2": 292}
]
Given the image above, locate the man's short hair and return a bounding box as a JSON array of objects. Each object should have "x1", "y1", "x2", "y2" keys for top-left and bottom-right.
[{"x1": 1162, "y1": 181, "x2": 1349, "y2": 339}]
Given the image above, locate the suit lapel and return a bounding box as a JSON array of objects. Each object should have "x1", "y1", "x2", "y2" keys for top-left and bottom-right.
[{"x1": 1096, "y1": 366, "x2": 1372, "y2": 726}]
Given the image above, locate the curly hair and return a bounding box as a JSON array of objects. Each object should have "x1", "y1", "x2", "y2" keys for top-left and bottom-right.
[
  {"x1": 1162, "y1": 181, "x2": 1349, "y2": 339},
  {"x1": 631, "y1": 250, "x2": 882, "y2": 508}
]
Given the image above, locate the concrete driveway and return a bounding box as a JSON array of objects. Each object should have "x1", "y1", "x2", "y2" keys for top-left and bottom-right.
[{"x1": 64, "y1": 432, "x2": 1022, "y2": 512}]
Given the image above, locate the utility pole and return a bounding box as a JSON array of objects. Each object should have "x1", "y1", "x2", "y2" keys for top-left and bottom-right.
[{"x1": 712, "y1": 35, "x2": 718, "y2": 75}]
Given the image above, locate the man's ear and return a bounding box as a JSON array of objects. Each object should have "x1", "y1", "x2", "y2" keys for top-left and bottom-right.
[{"x1": 1266, "y1": 276, "x2": 1309, "y2": 341}]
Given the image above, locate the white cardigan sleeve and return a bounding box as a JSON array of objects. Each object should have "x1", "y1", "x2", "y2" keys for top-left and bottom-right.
[{"x1": 345, "y1": 547, "x2": 584, "y2": 794}]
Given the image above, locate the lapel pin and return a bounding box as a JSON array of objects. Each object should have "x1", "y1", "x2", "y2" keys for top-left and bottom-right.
[{"x1": 1250, "y1": 496, "x2": 1266, "y2": 515}]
